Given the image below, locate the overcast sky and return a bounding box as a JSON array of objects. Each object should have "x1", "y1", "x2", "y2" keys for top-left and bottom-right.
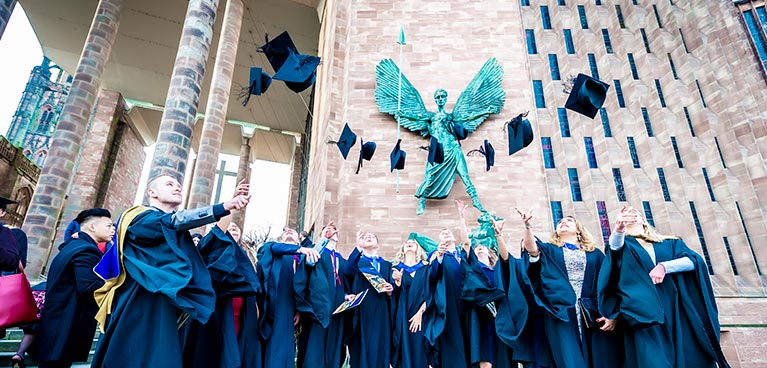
[{"x1": 0, "y1": 5, "x2": 291, "y2": 233}]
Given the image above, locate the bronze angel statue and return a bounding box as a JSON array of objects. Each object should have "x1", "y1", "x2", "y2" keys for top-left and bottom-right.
[{"x1": 375, "y1": 58, "x2": 505, "y2": 215}]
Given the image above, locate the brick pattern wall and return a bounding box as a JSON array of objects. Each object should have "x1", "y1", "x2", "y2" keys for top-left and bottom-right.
[
  {"x1": 54, "y1": 89, "x2": 122, "y2": 245},
  {"x1": 306, "y1": 0, "x2": 551, "y2": 259},
  {"x1": 101, "y1": 122, "x2": 146, "y2": 218},
  {"x1": 22, "y1": 0, "x2": 125, "y2": 277}
]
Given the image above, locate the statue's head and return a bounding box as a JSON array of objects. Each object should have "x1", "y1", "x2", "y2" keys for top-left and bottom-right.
[{"x1": 434, "y1": 89, "x2": 447, "y2": 108}]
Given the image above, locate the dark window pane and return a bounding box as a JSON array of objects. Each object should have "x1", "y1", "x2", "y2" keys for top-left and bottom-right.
[
  {"x1": 578, "y1": 5, "x2": 589, "y2": 29},
  {"x1": 655, "y1": 79, "x2": 666, "y2": 107},
  {"x1": 614, "y1": 80, "x2": 625, "y2": 108},
  {"x1": 689, "y1": 201, "x2": 714, "y2": 274},
  {"x1": 702, "y1": 168, "x2": 716, "y2": 201},
  {"x1": 558, "y1": 108, "x2": 570, "y2": 137},
  {"x1": 658, "y1": 168, "x2": 671, "y2": 201},
  {"x1": 564, "y1": 29, "x2": 575, "y2": 54},
  {"x1": 551, "y1": 201, "x2": 564, "y2": 230},
  {"x1": 671, "y1": 136, "x2": 683, "y2": 168},
  {"x1": 642, "y1": 201, "x2": 655, "y2": 227},
  {"x1": 526, "y1": 29, "x2": 538, "y2": 54},
  {"x1": 534, "y1": 80, "x2": 546, "y2": 108},
  {"x1": 568, "y1": 168, "x2": 583, "y2": 202},
  {"x1": 616, "y1": 5, "x2": 626, "y2": 28},
  {"x1": 549, "y1": 54, "x2": 561, "y2": 80},
  {"x1": 584, "y1": 137, "x2": 598, "y2": 168},
  {"x1": 628, "y1": 53, "x2": 639, "y2": 80},
  {"x1": 612, "y1": 168, "x2": 627, "y2": 202},
  {"x1": 602, "y1": 29, "x2": 613, "y2": 53},
  {"x1": 600, "y1": 108, "x2": 612, "y2": 137},
  {"x1": 588, "y1": 54, "x2": 600, "y2": 79},
  {"x1": 596, "y1": 201, "x2": 611, "y2": 245},
  {"x1": 640, "y1": 28, "x2": 651, "y2": 53},
  {"x1": 542, "y1": 6, "x2": 552, "y2": 29},
  {"x1": 542, "y1": 137, "x2": 555, "y2": 168},
  {"x1": 627, "y1": 136, "x2": 640, "y2": 168}
]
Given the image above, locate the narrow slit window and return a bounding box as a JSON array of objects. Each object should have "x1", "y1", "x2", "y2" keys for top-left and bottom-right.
[
  {"x1": 702, "y1": 168, "x2": 716, "y2": 201},
  {"x1": 723, "y1": 237, "x2": 739, "y2": 275},
  {"x1": 653, "y1": 4, "x2": 663, "y2": 28},
  {"x1": 549, "y1": 54, "x2": 561, "y2": 80},
  {"x1": 640, "y1": 28, "x2": 651, "y2": 53},
  {"x1": 689, "y1": 201, "x2": 714, "y2": 275},
  {"x1": 642, "y1": 201, "x2": 655, "y2": 227},
  {"x1": 526, "y1": 29, "x2": 537, "y2": 54},
  {"x1": 684, "y1": 107, "x2": 696, "y2": 137},
  {"x1": 541, "y1": 6, "x2": 552, "y2": 30},
  {"x1": 628, "y1": 53, "x2": 639, "y2": 80},
  {"x1": 612, "y1": 168, "x2": 627, "y2": 202},
  {"x1": 568, "y1": 168, "x2": 583, "y2": 202},
  {"x1": 602, "y1": 29, "x2": 614, "y2": 54},
  {"x1": 627, "y1": 137, "x2": 640, "y2": 168},
  {"x1": 616, "y1": 5, "x2": 626, "y2": 28},
  {"x1": 596, "y1": 201, "x2": 611, "y2": 245},
  {"x1": 588, "y1": 54, "x2": 600, "y2": 79},
  {"x1": 551, "y1": 201, "x2": 564, "y2": 230},
  {"x1": 564, "y1": 29, "x2": 575, "y2": 54},
  {"x1": 658, "y1": 168, "x2": 671, "y2": 201},
  {"x1": 600, "y1": 108, "x2": 612, "y2": 137},
  {"x1": 584, "y1": 137, "x2": 598, "y2": 168},
  {"x1": 542, "y1": 137, "x2": 555, "y2": 168},
  {"x1": 558, "y1": 108, "x2": 571, "y2": 137},
  {"x1": 671, "y1": 136, "x2": 683, "y2": 168},
  {"x1": 614, "y1": 80, "x2": 625, "y2": 108},
  {"x1": 696, "y1": 80, "x2": 708, "y2": 108},
  {"x1": 714, "y1": 137, "x2": 726, "y2": 168},
  {"x1": 642, "y1": 107, "x2": 654, "y2": 137},
  {"x1": 578, "y1": 5, "x2": 589, "y2": 29},
  {"x1": 655, "y1": 79, "x2": 666, "y2": 108},
  {"x1": 533, "y1": 80, "x2": 546, "y2": 108},
  {"x1": 668, "y1": 53, "x2": 679, "y2": 80}
]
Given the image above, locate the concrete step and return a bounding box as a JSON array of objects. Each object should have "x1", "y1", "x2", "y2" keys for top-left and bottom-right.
[{"x1": 0, "y1": 329, "x2": 97, "y2": 367}]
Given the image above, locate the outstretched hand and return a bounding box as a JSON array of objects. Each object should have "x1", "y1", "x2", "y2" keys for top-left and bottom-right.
[
  {"x1": 455, "y1": 199, "x2": 468, "y2": 218},
  {"x1": 224, "y1": 194, "x2": 250, "y2": 211},
  {"x1": 234, "y1": 179, "x2": 249, "y2": 197},
  {"x1": 491, "y1": 219, "x2": 505, "y2": 235},
  {"x1": 614, "y1": 206, "x2": 638, "y2": 233},
  {"x1": 515, "y1": 207, "x2": 533, "y2": 227}
]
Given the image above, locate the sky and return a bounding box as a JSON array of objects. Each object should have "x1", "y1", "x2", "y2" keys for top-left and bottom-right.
[{"x1": 0, "y1": 5, "x2": 292, "y2": 233}]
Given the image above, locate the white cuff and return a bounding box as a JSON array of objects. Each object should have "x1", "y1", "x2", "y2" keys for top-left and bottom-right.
[{"x1": 609, "y1": 232, "x2": 626, "y2": 251}]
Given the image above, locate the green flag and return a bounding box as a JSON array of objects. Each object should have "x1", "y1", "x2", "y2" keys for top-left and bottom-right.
[{"x1": 398, "y1": 26, "x2": 406, "y2": 45}]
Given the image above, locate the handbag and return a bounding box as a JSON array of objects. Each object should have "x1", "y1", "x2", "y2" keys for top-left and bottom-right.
[
  {"x1": 0, "y1": 262, "x2": 40, "y2": 329},
  {"x1": 577, "y1": 298, "x2": 602, "y2": 329}
]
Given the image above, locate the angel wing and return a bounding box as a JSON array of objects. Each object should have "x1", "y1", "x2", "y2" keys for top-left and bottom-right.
[
  {"x1": 375, "y1": 59, "x2": 433, "y2": 136},
  {"x1": 451, "y1": 58, "x2": 506, "y2": 134}
]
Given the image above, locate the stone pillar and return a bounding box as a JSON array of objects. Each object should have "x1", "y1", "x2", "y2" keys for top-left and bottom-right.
[
  {"x1": 187, "y1": 0, "x2": 243, "y2": 210},
  {"x1": 46, "y1": 90, "x2": 123, "y2": 266},
  {"x1": 0, "y1": 0, "x2": 17, "y2": 41},
  {"x1": 286, "y1": 137, "x2": 304, "y2": 229},
  {"x1": 148, "y1": 0, "x2": 220, "y2": 182},
  {"x1": 231, "y1": 137, "x2": 250, "y2": 229},
  {"x1": 22, "y1": 0, "x2": 124, "y2": 277}
]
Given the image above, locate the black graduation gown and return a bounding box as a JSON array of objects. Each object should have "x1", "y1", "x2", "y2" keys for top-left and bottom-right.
[
  {"x1": 0, "y1": 222, "x2": 19, "y2": 271},
  {"x1": 91, "y1": 209, "x2": 218, "y2": 368},
  {"x1": 257, "y1": 241, "x2": 300, "y2": 368},
  {"x1": 32, "y1": 233, "x2": 105, "y2": 363},
  {"x1": 181, "y1": 227, "x2": 260, "y2": 368},
  {"x1": 494, "y1": 256, "x2": 554, "y2": 368},
  {"x1": 597, "y1": 237, "x2": 730, "y2": 368},
  {"x1": 237, "y1": 294, "x2": 263, "y2": 368},
  {"x1": 294, "y1": 247, "x2": 348, "y2": 368},
  {"x1": 461, "y1": 252, "x2": 506, "y2": 367},
  {"x1": 525, "y1": 241, "x2": 622, "y2": 368},
  {"x1": 423, "y1": 250, "x2": 470, "y2": 368},
  {"x1": 391, "y1": 262, "x2": 429, "y2": 368},
  {"x1": 343, "y1": 248, "x2": 393, "y2": 368}
]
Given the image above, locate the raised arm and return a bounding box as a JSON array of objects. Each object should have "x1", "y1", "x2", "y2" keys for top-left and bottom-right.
[
  {"x1": 492, "y1": 218, "x2": 509, "y2": 261},
  {"x1": 515, "y1": 208, "x2": 538, "y2": 257},
  {"x1": 456, "y1": 200, "x2": 471, "y2": 251},
  {"x1": 215, "y1": 180, "x2": 249, "y2": 233}
]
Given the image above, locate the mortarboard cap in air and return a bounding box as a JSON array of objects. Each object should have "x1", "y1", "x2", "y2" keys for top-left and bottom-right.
[
  {"x1": 565, "y1": 73, "x2": 610, "y2": 119},
  {"x1": 356, "y1": 140, "x2": 377, "y2": 174},
  {"x1": 506, "y1": 112, "x2": 534, "y2": 156},
  {"x1": 239, "y1": 67, "x2": 272, "y2": 106},
  {"x1": 258, "y1": 31, "x2": 320, "y2": 93},
  {"x1": 249, "y1": 67, "x2": 272, "y2": 96},
  {"x1": 0, "y1": 196, "x2": 17, "y2": 211},
  {"x1": 390, "y1": 139, "x2": 406, "y2": 172},
  {"x1": 468, "y1": 140, "x2": 495, "y2": 172},
  {"x1": 333, "y1": 123, "x2": 357, "y2": 160},
  {"x1": 427, "y1": 137, "x2": 444, "y2": 164},
  {"x1": 408, "y1": 232, "x2": 438, "y2": 255}
]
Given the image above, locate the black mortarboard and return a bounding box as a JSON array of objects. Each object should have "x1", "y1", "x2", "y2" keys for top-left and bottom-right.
[
  {"x1": 356, "y1": 139, "x2": 377, "y2": 174},
  {"x1": 75, "y1": 208, "x2": 111, "y2": 223},
  {"x1": 565, "y1": 73, "x2": 610, "y2": 119},
  {"x1": 332, "y1": 123, "x2": 357, "y2": 160},
  {"x1": 453, "y1": 123, "x2": 469, "y2": 141},
  {"x1": 467, "y1": 140, "x2": 495, "y2": 171},
  {"x1": 239, "y1": 67, "x2": 273, "y2": 106},
  {"x1": 0, "y1": 196, "x2": 17, "y2": 211},
  {"x1": 249, "y1": 67, "x2": 272, "y2": 96},
  {"x1": 506, "y1": 112, "x2": 534, "y2": 156},
  {"x1": 390, "y1": 139, "x2": 406, "y2": 172},
  {"x1": 427, "y1": 137, "x2": 444, "y2": 164},
  {"x1": 258, "y1": 31, "x2": 321, "y2": 93}
]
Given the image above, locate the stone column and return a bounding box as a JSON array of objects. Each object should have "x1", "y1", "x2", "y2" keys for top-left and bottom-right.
[
  {"x1": 286, "y1": 137, "x2": 304, "y2": 229},
  {"x1": 148, "y1": 0, "x2": 220, "y2": 182},
  {"x1": 46, "y1": 90, "x2": 123, "y2": 266},
  {"x1": 0, "y1": 0, "x2": 17, "y2": 41},
  {"x1": 231, "y1": 137, "x2": 250, "y2": 229},
  {"x1": 22, "y1": 0, "x2": 124, "y2": 278},
  {"x1": 187, "y1": 0, "x2": 244, "y2": 210}
]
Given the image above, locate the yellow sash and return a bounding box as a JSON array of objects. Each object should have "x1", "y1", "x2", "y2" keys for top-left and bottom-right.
[{"x1": 93, "y1": 205, "x2": 149, "y2": 333}]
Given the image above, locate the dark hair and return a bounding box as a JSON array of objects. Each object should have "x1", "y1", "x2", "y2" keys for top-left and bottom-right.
[{"x1": 75, "y1": 208, "x2": 111, "y2": 224}]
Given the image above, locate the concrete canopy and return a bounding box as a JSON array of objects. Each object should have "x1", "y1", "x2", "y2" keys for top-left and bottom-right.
[{"x1": 18, "y1": 0, "x2": 322, "y2": 164}]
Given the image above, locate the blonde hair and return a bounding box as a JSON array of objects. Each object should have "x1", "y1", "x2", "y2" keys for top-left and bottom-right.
[
  {"x1": 394, "y1": 240, "x2": 427, "y2": 265},
  {"x1": 549, "y1": 216, "x2": 597, "y2": 252},
  {"x1": 473, "y1": 244, "x2": 499, "y2": 267},
  {"x1": 627, "y1": 207, "x2": 678, "y2": 243}
]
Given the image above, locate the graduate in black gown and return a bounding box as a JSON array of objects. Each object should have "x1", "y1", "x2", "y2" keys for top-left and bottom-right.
[
  {"x1": 343, "y1": 230, "x2": 395, "y2": 368},
  {"x1": 32, "y1": 209, "x2": 112, "y2": 368},
  {"x1": 294, "y1": 221, "x2": 351, "y2": 368},
  {"x1": 493, "y1": 221, "x2": 554, "y2": 368},
  {"x1": 91, "y1": 175, "x2": 250, "y2": 368},
  {"x1": 391, "y1": 234, "x2": 431, "y2": 368},
  {"x1": 516, "y1": 208, "x2": 622, "y2": 368},
  {"x1": 0, "y1": 196, "x2": 20, "y2": 273},
  {"x1": 423, "y1": 207, "x2": 471, "y2": 368},
  {"x1": 258, "y1": 226, "x2": 320, "y2": 368},
  {"x1": 182, "y1": 182, "x2": 262, "y2": 368},
  {"x1": 598, "y1": 206, "x2": 730, "y2": 368}
]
